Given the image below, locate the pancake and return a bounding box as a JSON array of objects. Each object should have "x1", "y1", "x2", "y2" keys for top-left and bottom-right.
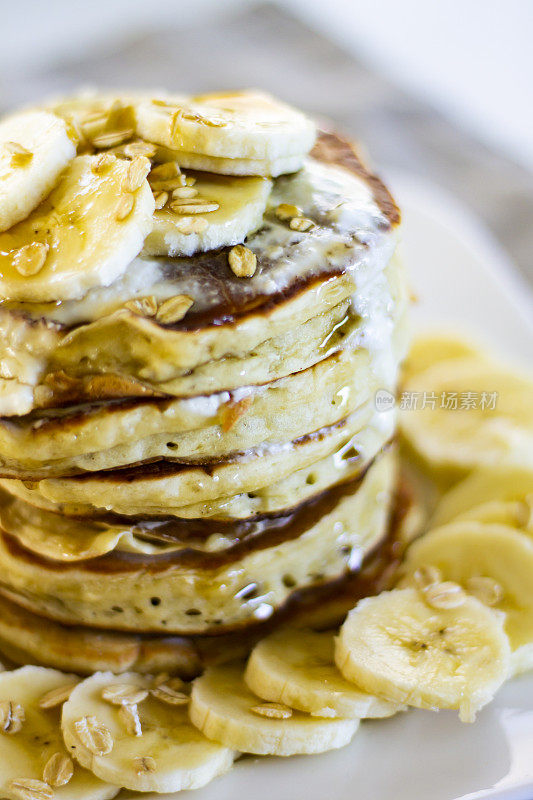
[
  {"x1": 0, "y1": 251, "x2": 407, "y2": 479},
  {"x1": 0, "y1": 450, "x2": 395, "y2": 634},
  {"x1": 0, "y1": 329, "x2": 387, "y2": 479},
  {"x1": 0, "y1": 592, "x2": 203, "y2": 677},
  {"x1": 3, "y1": 400, "x2": 393, "y2": 517},
  {"x1": 0, "y1": 467, "x2": 413, "y2": 677},
  {"x1": 0, "y1": 293, "x2": 358, "y2": 414},
  {"x1": 0, "y1": 444, "x2": 395, "y2": 563},
  {"x1": 2, "y1": 420, "x2": 392, "y2": 526},
  {"x1": 0, "y1": 133, "x2": 399, "y2": 416}
]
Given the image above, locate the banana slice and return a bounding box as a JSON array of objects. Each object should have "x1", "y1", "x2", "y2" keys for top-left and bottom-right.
[
  {"x1": 62, "y1": 671, "x2": 235, "y2": 792},
  {"x1": 400, "y1": 332, "x2": 481, "y2": 385},
  {"x1": 400, "y1": 356, "x2": 533, "y2": 478},
  {"x1": 0, "y1": 111, "x2": 75, "y2": 232},
  {"x1": 0, "y1": 666, "x2": 117, "y2": 799},
  {"x1": 404, "y1": 521, "x2": 533, "y2": 676},
  {"x1": 245, "y1": 628, "x2": 400, "y2": 719},
  {"x1": 335, "y1": 588, "x2": 510, "y2": 721},
  {"x1": 47, "y1": 92, "x2": 137, "y2": 124},
  {"x1": 46, "y1": 92, "x2": 118, "y2": 125},
  {"x1": 190, "y1": 662, "x2": 358, "y2": 756},
  {"x1": 136, "y1": 90, "x2": 316, "y2": 176},
  {"x1": 447, "y1": 500, "x2": 533, "y2": 531},
  {"x1": 431, "y1": 465, "x2": 533, "y2": 529},
  {"x1": 144, "y1": 171, "x2": 271, "y2": 256},
  {"x1": 156, "y1": 146, "x2": 306, "y2": 177},
  {"x1": 0, "y1": 154, "x2": 155, "y2": 302}
]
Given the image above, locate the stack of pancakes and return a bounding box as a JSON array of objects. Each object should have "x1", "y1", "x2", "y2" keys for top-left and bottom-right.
[{"x1": 0, "y1": 92, "x2": 407, "y2": 676}]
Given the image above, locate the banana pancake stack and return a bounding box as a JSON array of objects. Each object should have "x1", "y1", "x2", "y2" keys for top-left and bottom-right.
[{"x1": 0, "y1": 90, "x2": 408, "y2": 676}]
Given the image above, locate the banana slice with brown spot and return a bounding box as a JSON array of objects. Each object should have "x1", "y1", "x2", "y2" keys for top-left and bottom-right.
[
  {"x1": 335, "y1": 588, "x2": 510, "y2": 721},
  {"x1": 404, "y1": 520, "x2": 533, "y2": 677}
]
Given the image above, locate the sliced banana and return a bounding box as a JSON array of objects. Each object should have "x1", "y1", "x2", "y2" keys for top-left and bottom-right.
[
  {"x1": 62, "y1": 671, "x2": 235, "y2": 793},
  {"x1": 144, "y1": 171, "x2": 271, "y2": 256},
  {"x1": 0, "y1": 666, "x2": 117, "y2": 799},
  {"x1": 46, "y1": 92, "x2": 119, "y2": 125},
  {"x1": 0, "y1": 111, "x2": 75, "y2": 232},
  {"x1": 156, "y1": 146, "x2": 307, "y2": 178},
  {"x1": 404, "y1": 521, "x2": 533, "y2": 675},
  {"x1": 447, "y1": 499, "x2": 533, "y2": 531},
  {"x1": 400, "y1": 356, "x2": 533, "y2": 477},
  {"x1": 0, "y1": 154, "x2": 155, "y2": 302},
  {"x1": 190, "y1": 662, "x2": 357, "y2": 756},
  {"x1": 431, "y1": 465, "x2": 533, "y2": 529},
  {"x1": 136, "y1": 90, "x2": 316, "y2": 176},
  {"x1": 400, "y1": 332, "x2": 481, "y2": 385},
  {"x1": 245, "y1": 628, "x2": 400, "y2": 719},
  {"x1": 335, "y1": 588, "x2": 510, "y2": 721},
  {"x1": 45, "y1": 92, "x2": 150, "y2": 152},
  {"x1": 47, "y1": 92, "x2": 135, "y2": 121}
]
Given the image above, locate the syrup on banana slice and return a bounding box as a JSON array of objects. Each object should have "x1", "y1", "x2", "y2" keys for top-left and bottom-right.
[
  {"x1": 144, "y1": 170, "x2": 271, "y2": 257},
  {"x1": 0, "y1": 111, "x2": 75, "y2": 232},
  {"x1": 0, "y1": 154, "x2": 154, "y2": 302},
  {"x1": 136, "y1": 90, "x2": 316, "y2": 175}
]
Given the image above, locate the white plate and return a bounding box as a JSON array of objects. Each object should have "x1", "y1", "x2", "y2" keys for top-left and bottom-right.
[
  {"x1": 127, "y1": 176, "x2": 533, "y2": 800},
  {"x1": 393, "y1": 171, "x2": 533, "y2": 367}
]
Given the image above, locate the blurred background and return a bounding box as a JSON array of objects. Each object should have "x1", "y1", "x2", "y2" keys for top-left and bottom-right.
[{"x1": 1, "y1": 0, "x2": 532, "y2": 289}]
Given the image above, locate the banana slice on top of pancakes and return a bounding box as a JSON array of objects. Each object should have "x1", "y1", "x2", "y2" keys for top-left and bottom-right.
[
  {"x1": 136, "y1": 89, "x2": 316, "y2": 177},
  {"x1": 0, "y1": 154, "x2": 154, "y2": 302},
  {"x1": 0, "y1": 111, "x2": 76, "y2": 233},
  {"x1": 143, "y1": 168, "x2": 272, "y2": 257}
]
